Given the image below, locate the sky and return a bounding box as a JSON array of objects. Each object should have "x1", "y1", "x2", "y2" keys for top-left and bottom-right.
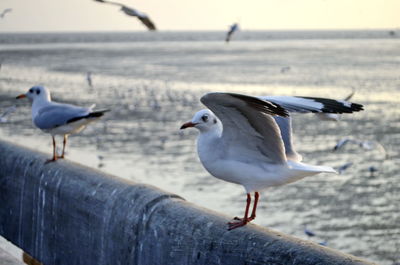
[{"x1": 0, "y1": 0, "x2": 399, "y2": 32}]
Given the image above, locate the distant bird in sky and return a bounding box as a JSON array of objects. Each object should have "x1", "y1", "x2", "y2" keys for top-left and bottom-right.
[
  {"x1": 333, "y1": 138, "x2": 388, "y2": 159},
  {"x1": 0, "y1": 105, "x2": 17, "y2": 123},
  {"x1": 0, "y1": 8, "x2": 12, "y2": 19},
  {"x1": 316, "y1": 88, "x2": 356, "y2": 121},
  {"x1": 225, "y1": 23, "x2": 239, "y2": 43},
  {"x1": 86, "y1": 71, "x2": 93, "y2": 87},
  {"x1": 93, "y1": 0, "x2": 156, "y2": 31},
  {"x1": 180, "y1": 92, "x2": 363, "y2": 230},
  {"x1": 16, "y1": 85, "x2": 109, "y2": 162}
]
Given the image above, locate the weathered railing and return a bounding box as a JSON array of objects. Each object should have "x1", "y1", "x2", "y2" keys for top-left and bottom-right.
[{"x1": 0, "y1": 139, "x2": 375, "y2": 265}]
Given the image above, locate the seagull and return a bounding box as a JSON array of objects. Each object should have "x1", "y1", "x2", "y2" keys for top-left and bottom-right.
[
  {"x1": 86, "y1": 71, "x2": 93, "y2": 87},
  {"x1": 93, "y1": 0, "x2": 156, "y2": 31},
  {"x1": 0, "y1": 105, "x2": 17, "y2": 123},
  {"x1": 181, "y1": 92, "x2": 363, "y2": 230},
  {"x1": 337, "y1": 162, "x2": 353, "y2": 175},
  {"x1": 225, "y1": 23, "x2": 239, "y2": 43},
  {"x1": 16, "y1": 85, "x2": 109, "y2": 162},
  {"x1": 304, "y1": 227, "x2": 316, "y2": 237},
  {"x1": 0, "y1": 8, "x2": 12, "y2": 19},
  {"x1": 315, "y1": 89, "x2": 356, "y2": 121},
  {"x1": 333, "y1": 137, "x2": 388, "y2": 159}
]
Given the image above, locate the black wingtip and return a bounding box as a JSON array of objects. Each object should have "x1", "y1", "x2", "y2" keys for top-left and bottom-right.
[{"x1": 227, "y1": 93, "x2": 290, "y2": 117}]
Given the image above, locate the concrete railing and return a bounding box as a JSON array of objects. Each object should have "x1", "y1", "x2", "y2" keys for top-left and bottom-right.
[{"x1": 0, "y1": 139, "x2": 375, "y2": 265}]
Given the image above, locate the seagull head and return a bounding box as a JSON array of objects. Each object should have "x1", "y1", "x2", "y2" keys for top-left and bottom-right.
[
  {"x1": 16, "y1": 85, "x2": 51, "y2": 102},
  {"x1": 180, "y1": 109, "x2": 220, "y2": 133}
]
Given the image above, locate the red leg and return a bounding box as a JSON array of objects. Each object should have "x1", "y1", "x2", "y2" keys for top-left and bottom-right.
[
  {"x1": 59, "y1": 135, "x2": 68, "y2": 159},
  {"x1": 249, "y1": 192, "x2": 259, "y2": 221},
  {"x1": 228, "y1": 193, "x2": 251, "y2": 230},
  {"x1": 46, "y1": 136, "x2": 58, "y2": 163}
]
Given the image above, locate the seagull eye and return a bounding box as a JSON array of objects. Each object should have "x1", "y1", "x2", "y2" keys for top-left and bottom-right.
[
  {"x1": 36, "y1": 89, "x2": 40, "y2": 95},
  {"x1": 201, "y1": 115, "x2": 209, "y2": 122},
  {"x1": 29, "y1": 89, "x2": 33, "y2": 93}
]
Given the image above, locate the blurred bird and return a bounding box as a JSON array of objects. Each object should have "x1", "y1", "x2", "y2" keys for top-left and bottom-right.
[
  {"x1": 0, "y1": 105, "x2": 17, "y2": 123},
  {"x1": 333, "y1": 138, "x2": 388, "y2": 159},
  {"x1": 337, "y1": 162, "x2": 353, "y2": 175},
  {"x1": 93, "y1": 0, "x2": 156, "y2": 31},
  {"x1": 86, "y1": 71, "x2": 93, "y2": 87},
  {"x1": 368, "y1": 166, "x2": 378, "y2": 177},
  {"x1": 304, "y1": 227, "x2": 316, "y2": 237},
  {"x1": 16, "y1": 85, "x2": 109, "y2": 162},
  {"x1": 225, "y1": 23, "x2": 239, "y2": 43},
  {"x1": 280, "y1": 66, "x2": 291, "y2": 73},
  {"x1": 316, "y1": 88, "x2": 356, "y2": 121},
  {"x1": 0, "y1": 8, "x2": 12, "y2": 19}
]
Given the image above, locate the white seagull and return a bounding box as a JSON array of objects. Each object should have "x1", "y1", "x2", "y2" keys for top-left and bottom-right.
[
  {"x1": 16, "y1": 86, "x2": 109, "y2": 162},
  {"x1": 181, "y1": 92, "x2": 364, "y2": 230},
  {"x1": 93, "y1": 0, "x2": 156, "y2": 31}
]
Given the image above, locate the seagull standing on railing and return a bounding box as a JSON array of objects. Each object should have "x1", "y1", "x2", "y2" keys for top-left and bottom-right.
[
  {"x1": 16, "y1": 86, "x2": 109, "y2": 162},
  {"x1": 225, "y1": 23, "x2": 239, "y2": 43},
  {"x1": 93, "y1": 0, "x2": 156, "y2": 31},
  {"x1": 181, "y1": 92, "x2": 363, "y2": 230}
]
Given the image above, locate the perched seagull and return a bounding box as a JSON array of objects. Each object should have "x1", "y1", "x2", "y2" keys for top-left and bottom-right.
[
  {"x1": 315, "y1": 89, "x2": 356, "y2": 121},
  {"x1": 16, "y1": 86, "x2": 109, "y2": 162},
  {"x1": 0, "y1": 8, "x2": 12, "y2": 19},
  {"x1": 181, "y1": 92, "x2": 363, "y2": 230},
  {"x1": 225, "y1": 23, "x2": 239, "y2": 43},
  {"x1": 333, "y1": 137, "x2": 388, "y2": 159},
  {"x1": 0, "y1": 105, "x2": 17, "y2": 123},
  {"x1": 93, "y1": 0, "x2": 156, "y2": 31}
]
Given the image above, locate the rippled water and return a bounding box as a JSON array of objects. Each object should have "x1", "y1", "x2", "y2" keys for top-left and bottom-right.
[{"x1": 0, "y1": 31, "x2": 399, "y2": 264}]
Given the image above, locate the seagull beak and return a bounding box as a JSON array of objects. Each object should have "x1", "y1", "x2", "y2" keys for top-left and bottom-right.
[
  {"x1": 180, "y1": 121, "x2": 197, "y2": 129},
  {"x1": 16, "y1": 94, "x2": 26, "y2": 99}
]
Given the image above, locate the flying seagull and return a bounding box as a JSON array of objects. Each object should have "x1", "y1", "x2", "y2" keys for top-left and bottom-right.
[
  {"x1": 16, "y1": 85, "x2": 109, "y2": 162},
  {"x1": 93, "y1": 0, "x2": 156, "y2": 31},
  {"x1": 225, "y1": 23, "x2": 239, "y2": 43},
  {"x1": 181, "y1": 92, "x2": 363, "y2": 230},
  {"x1": 333, "y1": 137, "x2": 388, "y2": 159},
  {"x1": 0, "y1": 105, "x2": 17, "y2": 123},
  {"x1": 0, "y1": 8, "x2": 12, "y2": 19}
]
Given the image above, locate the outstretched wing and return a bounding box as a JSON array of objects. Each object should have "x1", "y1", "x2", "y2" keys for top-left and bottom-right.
[
  {"x1": 260, "y1": 95, "x2": 363, "y2": 114},
  {"x1": 201, "y1": 92, "x2": 289, "y2": 164}
]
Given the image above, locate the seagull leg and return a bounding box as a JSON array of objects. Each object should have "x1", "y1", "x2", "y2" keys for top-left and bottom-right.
[
  {"x1": 248, "y1": 191, "x2": 259, "y2": 221},
  {"x1": 228, "y1": 193, "x2": 251, "y2": 230},
  {"x1": 59, "y1": 135, "x2": 68, "y2": 159},
  {"x1": 45, "y1": 136, "x2": 57, "y2": 163}
]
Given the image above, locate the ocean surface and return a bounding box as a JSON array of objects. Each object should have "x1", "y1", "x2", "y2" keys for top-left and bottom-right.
[{"x1": 0, "y1": 30, "x2": 399, "y2": 264}]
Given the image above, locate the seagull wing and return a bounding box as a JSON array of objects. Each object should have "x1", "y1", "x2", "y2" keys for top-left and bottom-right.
[
  {"x1": 34, "y1": 103, "x2": 91, "y2": 130},
  {"x1": 261, "y1": 96, "x2": 363, "y2": 114},
  {"x1": 137, "y1": 15, "x2": 156, "y2": 30},
  {"x1": 201, "y1": 92, "x2": 289, "y2": 164}
]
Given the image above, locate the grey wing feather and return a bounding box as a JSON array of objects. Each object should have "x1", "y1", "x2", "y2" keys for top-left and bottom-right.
[
  {"x1": 201, "y1": 92, "x2": 288, "y2": 164},
  {"x1": 34, "y1": 103, "x2": 90, "y2": 130},
  {"x1": 273, "y1": 116, "x2": 302, "y2": 162}
]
